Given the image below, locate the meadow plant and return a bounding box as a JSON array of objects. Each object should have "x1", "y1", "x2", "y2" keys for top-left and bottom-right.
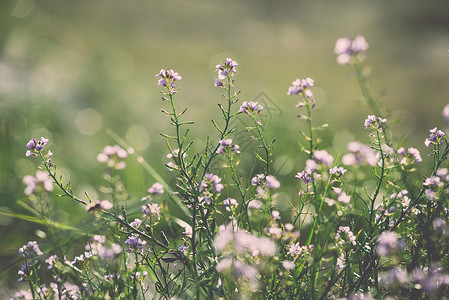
[{"x1": 9, "y1": 36, "x2": 449, "y2": 299}]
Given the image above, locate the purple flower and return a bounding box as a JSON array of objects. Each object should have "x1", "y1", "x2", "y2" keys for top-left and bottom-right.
[
  {"x1": 97, "y1": 145, "x2": 128, "y2": 170},
  {"x1": 147, "y1": 182, "x2": 164, "y2": 195},
  {"x1": 85, "y1": 200, "x2": 113, "y2": 212},
  {"x1": 178, "y1": 244, "x2": 188, "y2": 252},
  {"x1": 129, "y1": 218, "x2": 142, "y2": 229},
  {"x1": 25, "y1": 137, "x2": 49, "y2": 157},
  {"x1": 334, "y1": 35, "x2": 369, "y2": 65},
  {"x1": 364, "y1": 115, "x2": 387, "y2": 130},
  {"x1": 397, "y1": 147, "x2": 422, "y2": 164},
  {"x1": 124, "y1": 235, "x2": 147, "y2": 252},
  {"x1": 313, "y1": 149, "x2": 334, "y2": 166},
  {"x1": 17, "y1": 262, "x2": 30, "y2": 282},
  {"x1": 238, "y1": 101, "x2": 264, "y2": 115},
  {"x1": 23, "y1": 171, "x2": 53, "y2": 195},
  {"x1": 45, "y1": 254, "x2": 58, "y2": 269},
  {"x1": 266, "y1": 175, "x2": 280, "y2": 189},
  {"x1": 214, "y1": 58, "x2": 238, "y2": 86},
  {"x1": 223, "y1": 198, "x2": 238, "y2": 211},
  {"x1": 155, "y1": 69, "x2": 182, "y2": 93},
  {"x1": 251, "y1": 174, "x2": 265, "y2": 186},
  {"x1": 216, "y1": 138, "x2": 240, "y2": 154},
  {"x1": 342, "y1": 142, "x2": 379, "y2": 166},
  {"x1": 425, "y1": 127, "x2": 445, "y2": 147},
  {"x1": 329, "y1": 166, "x2": 347, "y2": 176},
  {"x1": 377, "y1": 231, "x2": 399, "y2": 256},
  {"x1": 18, "y1": 241, "x2": 43, "y2": 258},
  {"x1": 141, "y1": 203, "x2": 161, "y2": 218},
  {"x1": 296, "y1": 170, "x2": 312, "y2": 184},
  {"x1": 287, "y1": 77, "x2": 314, "y2": 96}
]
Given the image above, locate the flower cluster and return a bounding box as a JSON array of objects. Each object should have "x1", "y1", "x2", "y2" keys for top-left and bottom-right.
[
  {"x1": 155, "y1": 69, "x2": 182, "y2": 94},
  {"x1": 216, "y1": 138, "x2": 240, "y2": 154},
  {"x1": 335, "y1": 226, "x2": 356, "y2": 247},
  {"x1": 364, "y1": 115, "x2": 387, "y2": 131},
  {"x1": 141, "y1": 203, "x2": 161, "y2": 219},
  {"x1": 342, "y1": 141, "x2": 379, "y2": 166},
  {"x1": 214, "y1": 58, "x2": 238, "y2": 87},
  {"x1": 25, "y1": 137, "x2": 49, "y2": 157},
  {"x1": 377, "y1": 231, "x2": 400, "y2": 256},
  {"x1": 287, "y1": 242, "x2": 313, "y2": 258},
  {"x1": 397, "y1": 147, "x2": 422, "y2": 165},
  {"x1": 424, "y1": 127, "x2": 445, "y2": 147},
  {"x1": 18, "y1": 241, "x2": 43, "y2": 259},
  {"x1": 124, "y1": 235, "x2": 147, "y2": 253},
  {"x1": 223, "y1": 197, "x2": 238, "y2": 212},
  {"x1": 147, "y1": 182, "x2": 164, "y2": 195},
  {"x1": 23, "y1": 170, "x2": 54, "y2": 195},
  {"x1": 85, "y1": 199, "x2": 113, "y2": 212},
  {"x1": 238, "y1": 101, "x2": 264, "y2": 115},
  {"x1": 287, "y1": 77, "x2": 314, "y2": 98},
  {"x1": 334, "y1": 35, "x2": 369, "y2": 65},
  {"x1": 97, "y1": 145, "x2": 128, "y2": 170}
]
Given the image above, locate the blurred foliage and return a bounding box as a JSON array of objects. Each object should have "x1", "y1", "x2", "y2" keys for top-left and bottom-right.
[{"x1": 1, "y1": 0, "x2": 448, "y2": 294}]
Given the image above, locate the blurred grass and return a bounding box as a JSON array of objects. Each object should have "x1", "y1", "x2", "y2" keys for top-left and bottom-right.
[{"x1": 1, "y1": 0, "x2": 449, "y2": 293}]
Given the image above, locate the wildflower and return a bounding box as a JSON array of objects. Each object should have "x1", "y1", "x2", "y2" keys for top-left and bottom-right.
[
  {"x1": 338, "y1": 192, "x2": 351, "y2": 204},
  {"x1": 156, "y1": 69, "x2": 182, "y2": 94},
  {"x1": 216, "y1": 257, "x2": 233, "y2": 272},
  {"x1": 178, "y1": 244, "x2": 188, "y2": 252},
  {"x1": 141, "y1": 203, "x2": 161, "y2": 219},
  {"x1": 124, "y1": 235, "x2": 147, "y2": 252},
  {"x1": 45, "y1": 255, "x2": 58, "y2": 269},
  {"x1": 18, "y1": 241, "x2": 43, "y2": 258},
  {"x1": 85, "y1": 200, "x2": 113, "y2": 212},
  {"x1": 329, "y1": 166, "x2": 347, "y2": 176},
  {"x1": 216, "y1": 138, "x2": 240, "y2": 154},
  {"x1": 97, "y1": 145, "x2": 128, "y2": 170},
  {"x1": 129, "y1": 218, "x2": 142, "y2": 229},
  {"x1": 200, "y1": 173, "x2": 224, "y2": 193},
  {"x1": 215, "y1": 224, "x2": 276, "y2": 257},
  {"x1": 238, "y1": 101, "x2": 264, "y2": 115},
  {"x1": 282, "y1": 260, "x2": 295, "y2": 270},
  {"x1": 314, "y1": 149, "x2": 334, "y2": 165},
  {"x1": 287, "y1": 77, "x2": 314, "y2": 97},
  {"x1": 136, "y1": 271, "x2": 148, "y2": 280},
  {"x1": 251, "y1": 174, "x2": 265, "y2": 186},
  {"x1": 364, "y1": 115, "x2": 387, "y2": 130},
  {"x1": 17, "y1": 262, "x2": 30, "y2": 282},
  {"x1": 23, "y1": 170, "x2": 53, "y2": 195},
  {"x1": 296, "y1": 170, "x2": 312, "y2": 184},
  {"x1": 335, "y1": 226, "x2": 356, "y2": 246},
  {"x1": 425, "y1": 127, "x2": 445, "y2": 147},
  {"x1": 247, "y1": 199, "x2": 263, "y2": 209},
  {"x1": 25, "y1": 137, "x2": 49, "y2": 157},
  {"x1": 379, "y1": 267, "x2": 409, "y2": 288},
  {"x1": 147, "y1": 182, "x2": 164, "y2": 195},
  {"x1": 377, "y1": 231, "x2": 399, "y2": 256},
  {"x1": 223, "y1": 198, "x2": 238, "y2": 212},
  {"x1": 342, "y1": 142, "x2": 379, "y2": 166},
  {"x1": 436, "y1": 168, "x2": 449, "y2": 182},
  {"x1": 265, "y1": 175, "x2": 280, "y2": 189},
  {"x1": 287, "y1": 242, "x2": 313, "y2": 257},
  {"x1": 166, "y1": 148, "x2": 187, "y2": 160},
  {"x1": 397, "y1": 147, "x2": 422, "y2": 164},
  {"x1": 334, "y1": 35, "x2": 369, "y2": 65},
  {"x1": 214, "y1": 58, "x2": 238, "y2": 86},
  {"x1": 271, "y1": 210, "x2": 281, "y2": 220}
]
